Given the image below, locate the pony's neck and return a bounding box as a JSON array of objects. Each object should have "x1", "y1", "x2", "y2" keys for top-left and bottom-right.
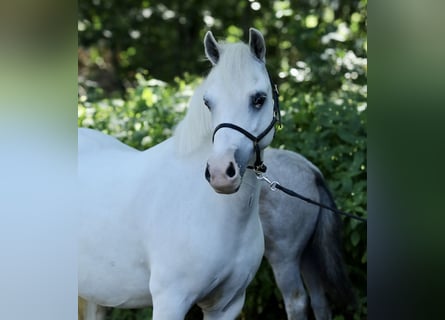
[
  {"x1": 235, "y1": 170, "x2": 261, "y2": 207},
  {"x1": 233, "y1": 170, "x2": 262, "y2": 227}
]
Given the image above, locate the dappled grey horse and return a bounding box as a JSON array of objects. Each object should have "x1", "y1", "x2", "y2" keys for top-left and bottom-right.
[
  {"x1": 80, "y1": 147, "x2": 354, "y2": 320},
  {"x1": 260, "y1": 148, "x2": 354, "y2": 320}
]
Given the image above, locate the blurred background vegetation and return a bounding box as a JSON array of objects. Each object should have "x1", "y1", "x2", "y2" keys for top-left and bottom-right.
[{"x1": 78, "y1": 0, "x2": 366, "y2": 319}]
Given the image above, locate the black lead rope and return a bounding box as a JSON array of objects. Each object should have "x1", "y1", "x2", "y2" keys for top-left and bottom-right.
[
  {"x1": 255, "y1": 172, "x2": 367, "y2": 223},
  {"x1": 275, "y1": 184, "x2": 367, "y2": 223}
]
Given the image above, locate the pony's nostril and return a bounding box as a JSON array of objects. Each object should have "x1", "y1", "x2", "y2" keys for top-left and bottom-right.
[
  {"x1": 205, "y1": 163, "x2": 211, "y2": 182},
  {"x1": 226, "y1": 162, "x2": 236, "y2": 178}
]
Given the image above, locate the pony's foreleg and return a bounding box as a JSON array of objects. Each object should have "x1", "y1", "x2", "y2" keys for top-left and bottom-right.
[
  {"x1": 268, "y1": 258, "x2": 308, "y2": 320},
  {"x1": 151, "y1": 292, "x2": 192, "y2": 320},
  {"x1": 201, "y1": 292, "x2": 246, "y2": 320},
  {"x1": 84, "y1": 300, "x2": 106, "y2": 320}
]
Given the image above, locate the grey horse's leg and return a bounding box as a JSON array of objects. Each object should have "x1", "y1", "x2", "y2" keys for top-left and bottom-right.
[
  {"x1": 300, "y1": 169, "x2": 355, "y2": 320},
  {"x1": 267, "y1": 256, "x2": 308, "y2": 320},
  {"x1": 301, "y1": 252, "x2": 331, "y2": 320}
]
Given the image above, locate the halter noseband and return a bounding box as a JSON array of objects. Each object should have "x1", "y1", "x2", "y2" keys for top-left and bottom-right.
[{"x1": 211, "y1": 72, "x2": 280, "y2": 173}]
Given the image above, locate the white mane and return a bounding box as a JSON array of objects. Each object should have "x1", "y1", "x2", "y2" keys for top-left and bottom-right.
[
  {"x1": 173, "y1": 82, "x2": 212, "y2": 155},
  {"x1": 173, "y1": 42, "x2": 264, "y2": 156}
]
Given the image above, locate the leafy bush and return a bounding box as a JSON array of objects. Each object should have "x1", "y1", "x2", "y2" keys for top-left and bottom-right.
[{"x1": 79, "y1": 72, "x2": 197, "y2": 149}]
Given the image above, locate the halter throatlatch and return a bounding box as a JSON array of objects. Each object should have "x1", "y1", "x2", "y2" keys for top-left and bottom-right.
[{"x1": 212, "y1": 72, "x2": 280, "y2": 173}]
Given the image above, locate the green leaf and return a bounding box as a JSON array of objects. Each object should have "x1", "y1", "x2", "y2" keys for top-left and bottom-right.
[{"x1": 351, "y1": 230, "x2": 360, "y2": 247}]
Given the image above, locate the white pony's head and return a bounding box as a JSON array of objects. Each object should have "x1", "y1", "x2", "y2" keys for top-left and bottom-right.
[{"x1": 201, "y1": 28, "x2": 277, "y2": 194}]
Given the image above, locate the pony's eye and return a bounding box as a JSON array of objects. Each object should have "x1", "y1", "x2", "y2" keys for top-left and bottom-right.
[
  {"x1": 203, "y1": 97, "x2": 211, "y2": 110},
  {"x1": 251, "y1": 93, "x2": 267, "y2": 109}
]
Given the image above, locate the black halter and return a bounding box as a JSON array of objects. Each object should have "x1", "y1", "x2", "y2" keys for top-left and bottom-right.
[{"x1": 212, "y1": 72, "x2": 280, "y2": 173}]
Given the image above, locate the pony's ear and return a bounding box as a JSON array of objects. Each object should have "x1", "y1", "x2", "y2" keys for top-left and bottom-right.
[
  {"x1": 249, "y1": 28, "x2": 266, "y2": 62},
  {"x1": 204, "y1": 31, "x2": 220, "y2": 65}
]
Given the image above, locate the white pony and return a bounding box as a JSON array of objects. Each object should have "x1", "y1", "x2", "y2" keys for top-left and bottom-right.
[
  {"x1": 79, "y1": 148, "x2": 355, "y2": 320},
  {"x1": 78, "y1": 28, "x2": 278, "y2": 319}
]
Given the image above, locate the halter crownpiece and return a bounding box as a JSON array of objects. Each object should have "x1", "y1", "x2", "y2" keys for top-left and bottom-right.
[
  {"x1": 269, "y1": 72, "x2": 281, "y2": 127},
  {"x1": 212, "y1": 71, "x2": 280, "y2": 173}
]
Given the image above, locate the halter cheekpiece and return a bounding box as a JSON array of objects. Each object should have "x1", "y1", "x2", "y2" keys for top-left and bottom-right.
[{"x1": 212, "y1": 71, "x2": 280, "y2": 173}]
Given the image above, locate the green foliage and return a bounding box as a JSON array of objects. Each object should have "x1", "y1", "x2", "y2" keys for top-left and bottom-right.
[
  {"x1": 78, "y1": 0, "x2": 366, "y2": 319},
  {"x1": 79, "y1": 72, "x2": 199, "y2": 149},
  {"x1": 78, "y1": 0, "x2": 367, "y2": 91},
  {"x1": 105, "y1": 307, "x2": 152, "y2": 320}
]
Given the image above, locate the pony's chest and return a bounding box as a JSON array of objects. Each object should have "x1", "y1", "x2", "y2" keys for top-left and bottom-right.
[{"x1": 197, "y1": 233, "x2": 263, "y2": 311}]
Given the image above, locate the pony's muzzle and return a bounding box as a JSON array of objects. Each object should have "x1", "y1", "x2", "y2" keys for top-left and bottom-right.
[{"x1": 205, "y1": 156, "x2": 241, "y2": 194}]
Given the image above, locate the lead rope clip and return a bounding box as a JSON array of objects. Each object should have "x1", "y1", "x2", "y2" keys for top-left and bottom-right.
[{"x1": 255, "y1": 172, "x2": 279, "y2": 191}]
